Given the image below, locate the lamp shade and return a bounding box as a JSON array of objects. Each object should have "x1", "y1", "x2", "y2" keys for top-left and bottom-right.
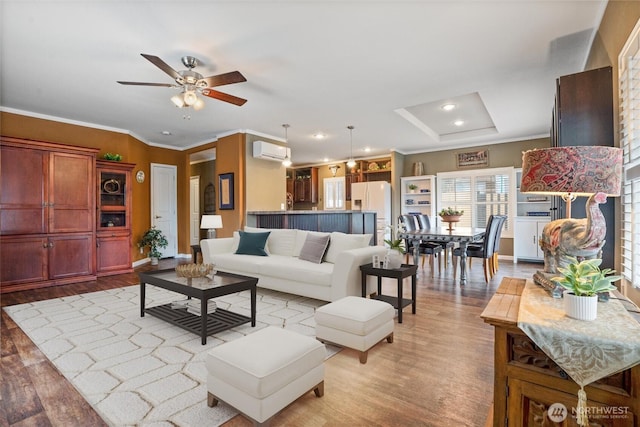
[
  {"x1": 200, "y1": 215, "x2": 223, "y2": 229},
  {"x1": 520, "y1": 146, "x2": 622, "y2": 197}
]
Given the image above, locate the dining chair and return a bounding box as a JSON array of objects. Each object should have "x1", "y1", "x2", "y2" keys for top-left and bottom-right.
[
  {"x1": 416, "y1": 214, "x2": 455, "y2": 266},
  {"x1": 399, "y1": 214, "x2": 442, "y2": 276},
  {"x1": 465, "y1": 214, "x2": 506, "y2": 276},
  {"x1": 452, "y1": 215, "x2": 506, "y2": 283}
]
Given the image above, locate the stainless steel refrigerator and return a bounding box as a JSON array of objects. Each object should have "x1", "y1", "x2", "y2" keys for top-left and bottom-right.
[{"x1": 351, "y1": 181, "x2": 391, "y2": 246}]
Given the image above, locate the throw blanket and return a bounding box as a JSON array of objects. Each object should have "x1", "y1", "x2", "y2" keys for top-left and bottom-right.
[{"x1": 517, "y1": 283, "x2": 640, "y2": 426}]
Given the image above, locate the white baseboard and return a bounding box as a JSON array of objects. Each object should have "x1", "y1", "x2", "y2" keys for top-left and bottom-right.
[{"x1": 131, "y1": 253, "x2": 193, "y2": 269}]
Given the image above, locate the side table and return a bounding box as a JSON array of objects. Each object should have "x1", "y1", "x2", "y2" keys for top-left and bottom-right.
[{"x1": 360, "y1": 263, "x2": 418, "y2": 323}]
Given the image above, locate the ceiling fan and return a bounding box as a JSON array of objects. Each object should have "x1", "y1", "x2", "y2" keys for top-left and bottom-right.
[{"x1": 117, "y1": 54, "x2": 247, "y2": 109}]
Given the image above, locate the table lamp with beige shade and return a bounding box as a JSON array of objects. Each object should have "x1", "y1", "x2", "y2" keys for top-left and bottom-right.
[
  {"x1": 200, "y1": 215, "x2": 223, "y2": 239},
  {"x1": 520, "y1": 146, "x2": 622, "y2": 293}
]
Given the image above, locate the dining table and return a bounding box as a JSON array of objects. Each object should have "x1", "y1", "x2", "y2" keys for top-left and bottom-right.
[{"x1": 398, "y1": 226, "x2": 486, "y2": 285}]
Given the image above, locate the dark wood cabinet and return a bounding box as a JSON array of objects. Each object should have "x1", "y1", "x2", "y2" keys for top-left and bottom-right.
[
  {"x1": 0, "y1": 137, "x2": 98, "y2": 293},
  {"x1": 552, "y1": 66, "x2": 615, "y2": 268},
  {"x1": 96, "y1": 160, "x2": 134, "y2": 276},
  {"x1": 292, "y1": 167, "x2": 318, "y2": 203},
  {"x1": 482, "y1": 278, "x2": 640, "y2": 427}
]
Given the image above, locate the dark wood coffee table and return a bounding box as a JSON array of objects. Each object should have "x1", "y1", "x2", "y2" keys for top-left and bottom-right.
[{"x1": 139, "y1": 268, "x2": 258, "y2": 345}]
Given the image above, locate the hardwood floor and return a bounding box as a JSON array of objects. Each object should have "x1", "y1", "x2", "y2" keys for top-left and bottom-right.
[{"x1": 1, "y1": 257, "x2": 540, "y2": 427}]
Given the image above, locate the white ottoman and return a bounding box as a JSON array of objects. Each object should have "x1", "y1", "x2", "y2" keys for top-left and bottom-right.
[
  {"x1": 206, "y1": 326, "x2": 325, "y2": 426},
  {"x1": 315, "y1": 296, "x2": 394, "y2": 364}
]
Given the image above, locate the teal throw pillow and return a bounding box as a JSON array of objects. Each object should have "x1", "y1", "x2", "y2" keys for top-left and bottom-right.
[{"x1": 235, "y1": 231, "x2": 271, "y2": 256}]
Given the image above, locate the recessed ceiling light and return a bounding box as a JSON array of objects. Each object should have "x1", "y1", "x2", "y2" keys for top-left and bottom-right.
[
  {"x1": 161, "y1": 130, "x2": 172, "y2": 136},
  {"x1": 364, "y1": 147, "x2": 371, "y2": 152},
  {"x1": 323, "y1": 157, "x2": 329, "y2": 162},
  {"x1": 454, "y1": 120, "x2": 465, "y2": 126},
  {"x1": 313, "y1": 133, "x2": 326, "y2": 139},
  {"x1": 441, "y1": 103, "x2": 456, "y2": 111}
]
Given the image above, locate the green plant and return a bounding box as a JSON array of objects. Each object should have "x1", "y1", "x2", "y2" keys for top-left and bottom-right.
[
  {"x1": 552, "y1": 257, "x2": 621, "y2": 297},
  {"x1": 138, "y1": 226, "x2": 168, "y2": 258},
  {"x1": 408, "y1": 183, "x2": 418, "y2": 190},
  {"x1": 103, "y1": 153, "x2": 122, "y2": 161},
  {"x1": 384, "y1": 224, "x2": 405, "y2": 254},
  {"x1": 439, "y1": 207, "x2": 464, "y2": 216}
]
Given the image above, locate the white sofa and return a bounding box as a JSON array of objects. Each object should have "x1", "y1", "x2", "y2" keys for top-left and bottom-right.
[{"x1": 200, "y1": 227, "x2": 388, "y2": 302}]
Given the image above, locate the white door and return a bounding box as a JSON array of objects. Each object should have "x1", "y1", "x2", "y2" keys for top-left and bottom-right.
[
  {"x1": 190, "y1": 176, "x2": 200, "y2": 246},
  {"x1": 151, "y1": 163, "x2": 177, "y2": 258}
]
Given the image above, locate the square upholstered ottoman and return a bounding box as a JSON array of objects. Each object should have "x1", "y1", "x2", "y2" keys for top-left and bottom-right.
[
  {"x1": 206, "y1": 326, "x2": 325, "y2": 426},
  {"x1": 315, "y1": 296, "x2": 394, "y2": 364}
]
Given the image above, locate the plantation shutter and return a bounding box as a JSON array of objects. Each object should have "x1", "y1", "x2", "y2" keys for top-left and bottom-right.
[{"x1": 620, "y1": 25, "x2": 640, "y2": 288}]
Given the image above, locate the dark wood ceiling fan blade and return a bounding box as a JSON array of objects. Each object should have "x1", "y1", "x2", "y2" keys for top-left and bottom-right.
[
  {"x1": 117, "y1": 81, "x2": 174, "y2": 87},
  {"x1": 199, "y1": 71, "x2": 247, "y2": 88},
  {"x1": 201, "y1": 89, "x2": 247, "y2": 106},
  {"x1": 141, "y1": 53, "x2": 180, "y2": 80}
]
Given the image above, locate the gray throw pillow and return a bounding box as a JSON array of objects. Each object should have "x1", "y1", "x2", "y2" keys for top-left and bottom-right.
[
  {"x1": 298, "y1": 233, "x2": 330, "y2": 263},
  {"x1": 235, "y1": 231, "x2": 271, "y2": 256}
]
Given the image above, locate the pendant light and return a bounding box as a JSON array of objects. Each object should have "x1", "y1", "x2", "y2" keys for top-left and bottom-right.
[
  {"x1": 346, "y1": 125, "x2": 357, "y2": 168},
  {"x1": 282, "y1": 124, "x2": 292, "y2": 167}
]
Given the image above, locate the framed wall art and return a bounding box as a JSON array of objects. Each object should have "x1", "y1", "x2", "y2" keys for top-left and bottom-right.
[
  {"x1": 219, "y1": 173, "x2": 234, "y2": 210},
  {"x1": 456, "y1": 149, "x2": 489, "y2": 168}
]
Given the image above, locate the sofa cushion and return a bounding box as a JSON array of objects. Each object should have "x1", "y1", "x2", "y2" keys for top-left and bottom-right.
[
  {"x1": 299, "y1": 233, "x2": 330, "y2": 263},
  {"x1": 235, "y1": 231, "x2": 271, "y2": 256},
  {"x1": 324, "y1": 232, "x2": 372, "y2": 264},
  {"x1": 259, "y1": 255, "x2": 333, "y2": 287},
  {"x1": 245, "y1": 226, "x2": 297, "y2": 257},
  {"x1": 211, "y1": 253, "x2": 266, "y2": 275}
]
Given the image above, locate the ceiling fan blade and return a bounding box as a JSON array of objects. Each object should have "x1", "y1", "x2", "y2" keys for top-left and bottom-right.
[
  {"x1": 201, "y1": 89, "x2": 247, "y2": 106},
  {"x1": 117, "y1": 81, "x2": 175, "y2": 87},
  {"x1": 199, "y1": 71, "x2": 247, "y2": 88},
  {"x1": 141, "y1": 53, "x2": 180, "y2": 80}
]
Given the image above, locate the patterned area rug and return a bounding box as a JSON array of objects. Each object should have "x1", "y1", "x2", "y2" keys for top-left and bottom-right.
[{"x1": 4, "y1": 285, "x2": 337, "y2": 426}]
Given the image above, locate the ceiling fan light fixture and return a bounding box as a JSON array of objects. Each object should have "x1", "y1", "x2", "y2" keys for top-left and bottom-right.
[
  {"x1": 171, "y1": 94, "x2": 185, "y2": 108},
  {"x1": 193, "y1": 97, "x2": 205, "y2": 111},
  {"x1": 184, "y1": 90, "x2": 198, "y2": 106}
]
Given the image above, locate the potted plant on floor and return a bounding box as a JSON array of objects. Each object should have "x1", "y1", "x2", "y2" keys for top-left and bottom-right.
[
  {"x1": 139, "y1": 226, "x2": 168, "y2": 265},
  {"x1": 552, "y1": 257, "x2": 621, "y2": 321}
]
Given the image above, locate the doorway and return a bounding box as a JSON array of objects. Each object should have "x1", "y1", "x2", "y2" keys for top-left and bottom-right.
[
  {"x1": 151, "y1": 163, "x2": 177, "y2": 258},
  {"x1": 190, "y1": 176, "x2": 200, "y2": 246}
]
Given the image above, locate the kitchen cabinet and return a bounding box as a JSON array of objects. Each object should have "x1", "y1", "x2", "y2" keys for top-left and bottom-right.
[
  {"x1": 0, "y1": 137, "x2": 98, "y2": 292},
  {"x1": 292, "y1": 167, "x2": 318, "y2": 203},
  {"x1": 96, "y1": 160, "x2": 134, "y2": 276}
]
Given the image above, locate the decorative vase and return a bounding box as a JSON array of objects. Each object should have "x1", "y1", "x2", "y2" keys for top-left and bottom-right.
[
  {"x1": 563, "y1": 292, "x2": 598, "y2": 321},
  {"x1": 386, "y1": 249, "x2": 403, "y2": 269},
  {"x1": 440, "y1": 215, "x2": 462, "y2": 231},
  {"x1": 150, "y1": 257, "x2": 159, "y2": 266}
]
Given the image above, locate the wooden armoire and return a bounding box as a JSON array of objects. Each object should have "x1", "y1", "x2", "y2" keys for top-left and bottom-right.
[{"x1": 0, "y1": 137, "x2": 98, "y2": 292}]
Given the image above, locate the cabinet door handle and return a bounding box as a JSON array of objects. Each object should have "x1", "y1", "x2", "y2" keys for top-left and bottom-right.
[
  {"x1": 96, "y1": 241, "x2": 100, "y2": 248},
  {"x1": 43, "y1": 242, "x2": 48, "y2": 248},
  {"x1": 155, "y1": 215, "x2": 162, "y2": 219},
  {"x1": 48, "y1": 242, "x2": 54, "y2": 248}
]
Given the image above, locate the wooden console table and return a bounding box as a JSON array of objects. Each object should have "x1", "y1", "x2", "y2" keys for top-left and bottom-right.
[{"x1": 481, "y1": 278, "x2": 640, "y2": 427}]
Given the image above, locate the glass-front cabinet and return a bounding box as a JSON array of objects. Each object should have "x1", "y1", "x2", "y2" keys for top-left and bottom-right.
[{"x1": 96, "y1": 160, "x2": 135, "y2": 275}]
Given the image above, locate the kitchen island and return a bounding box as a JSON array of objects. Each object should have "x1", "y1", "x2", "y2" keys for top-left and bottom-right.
[{"x1": 246, "y1": 210, "x2": 378, "y2": 244}]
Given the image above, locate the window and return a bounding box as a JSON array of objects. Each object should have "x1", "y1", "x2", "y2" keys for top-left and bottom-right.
[
  {"x1": 437, "y1": 167, "x2": 515, "y2": 237},
  {"x1": 619, "y1": 19, "x2": 640, "y2": 288},
  {"x1": 323, "y1": 177, "x2": 345, "y2": 210}
]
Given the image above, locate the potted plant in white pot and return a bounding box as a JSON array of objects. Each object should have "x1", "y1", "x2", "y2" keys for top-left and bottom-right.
[
  {"x1": 139, "y1": 226, "x2": 168, "y2": 266},
  {"x1": 407, "y1": 183, "x2": 418, "y2": 194},
  {"x1": 384, "y1": 224, "x2": 405, "y2": 268},
  {"x1": 552, "y1": 257, "x2": 621, "y2": 321}
]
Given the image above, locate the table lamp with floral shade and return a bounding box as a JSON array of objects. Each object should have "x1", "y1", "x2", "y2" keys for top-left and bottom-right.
[{"x1": 520, "y1": 146, "x2": 622, "y2": 294}]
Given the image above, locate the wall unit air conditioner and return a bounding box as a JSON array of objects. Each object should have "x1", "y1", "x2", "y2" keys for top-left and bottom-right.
[{"x1": 252, "y1": 140, "x2": 289, "y2": 162}]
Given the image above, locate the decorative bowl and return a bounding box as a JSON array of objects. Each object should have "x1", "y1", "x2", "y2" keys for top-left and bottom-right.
[
  {"x1": 440, "y1": 215, "x2": 462, "y2": 231},
  {"x1": 175, "y1": 263, "x2": 215, "y2": 278}
]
